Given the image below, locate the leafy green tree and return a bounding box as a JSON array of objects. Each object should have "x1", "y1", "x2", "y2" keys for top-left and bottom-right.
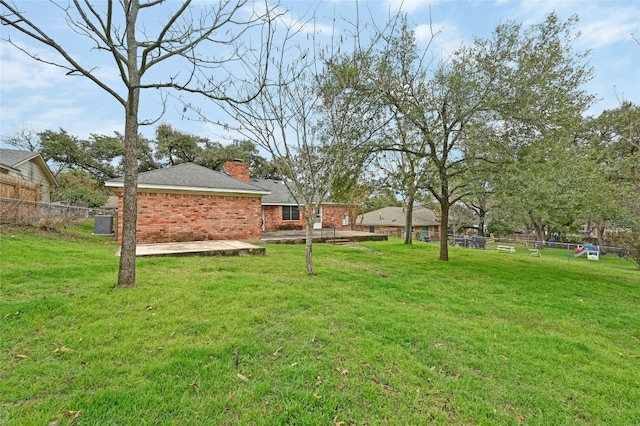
[
  {"x1": 53, "y1": 169, "x2": 108, "y2": 208},
  {"x1": 361, "y1": 188, "x2": 403, "y2": 213},
  {"x1": 460, "y1": 179, "x2": 494, "y2": 237},
  {"x1": 582, "y1": 102, "x2": 639, "y2": 252},
  {"x1": 199, "y1": 139, "x2": 281, "y2": 179},
  {"x1": 448, "y1": 203, "x2": 478, "y2": 234},
  {"x1": 487, "y1": 218, "x2": 516, "y2": 238},
  {"x1": 37, "y1": 129, "x2": 85, "y2": 177},
  {"x1": 318, "y1": 53, "x2": 390, "y2": 231},
  {"x1": 37, "y1": 129, "x2": 155, "y2": 182},
  {"x1": 475, "y1": 14, "x2": 593, "y2": 244},
  {"x1": 373, "y1": 120, "x2": 430, "y2": 244},
  {"x1": 361, "y1": 13, "x2": 593, "y2": 260},
  {"x1": 154, "y1": 123, "x2": 203, "y2": 167},
  {"x1": 495, "y1": 134, "x2": 590, "y2": 242}
]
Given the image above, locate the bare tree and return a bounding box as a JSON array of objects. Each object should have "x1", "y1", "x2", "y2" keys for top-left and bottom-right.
[
  {"x1": 1, "y1": 0, "x2": 280, "y2": 286},
  {"x1": 202, "y1": 17, "x2": 386, "y2": 274},
  {"x1": 1, "y1": 126, "x2": 41, "y2": 152}
]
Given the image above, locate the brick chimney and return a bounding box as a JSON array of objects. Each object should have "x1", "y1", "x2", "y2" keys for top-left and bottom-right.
[{"x1": 223, "y1": 160, "x2": 250, "y2": 182}]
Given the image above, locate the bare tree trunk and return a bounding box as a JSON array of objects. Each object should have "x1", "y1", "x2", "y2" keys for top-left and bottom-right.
[
  {"x1": 305, "y1": 211, "x2": 316, "y2": 275},
  {"x1": 439, "y1": 198, "x2": 450, "y2": 261},
  {"x1": 118, "y1": 1, "x2": 140, "y2": 288},
  {"x1": 118, "y1": 103, "x2": 139, "y2": 287},
  {"x1": 0, "y1": 0, "x2": 277, "y2": 287},
  {"x1": 596, "y1": 226, "x2": 605, "y2": 247},
  {"x1": 404, "y1": 195, "x2": 414, "y2": 245},
  {"x1": 531, "y1": 216, "x2": 545, "y2": 244},
  {"x1": 477, "y1": 206, "x2": 487, "y2": 237}
]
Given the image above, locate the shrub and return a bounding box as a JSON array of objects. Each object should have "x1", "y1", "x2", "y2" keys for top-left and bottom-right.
[
  {"x1": 487, "y1": 220, "x2": 514, "y2": 237},
  {"x1": 626, "y1": 230, "x2": 640, "y2": 270}
]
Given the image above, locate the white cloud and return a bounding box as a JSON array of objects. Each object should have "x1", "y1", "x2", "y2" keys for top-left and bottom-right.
[
  {"x1": 415, "y1": 19, "x2": 467, "y2": 57},
  {"x1": 577, "y1": 5, "x2": 640, "y2": 49},
  {"x1": 1, "y1": 91, "x2": 123, "y2": 139},
  {"x1": 0, "y1": 43, "x2": 68, "y2": 90},
  {"x1": 607, "y1": 56, "x2": 633, "y2": 72},
  {"x1": 386, "y1": 0, "x2": 437, "y2": 15},
  {"x1": 503, "y1": 0, "x2": 640, "y2": 44}
]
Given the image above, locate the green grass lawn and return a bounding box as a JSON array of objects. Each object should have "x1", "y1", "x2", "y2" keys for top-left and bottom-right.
[{"x1": 1, "y1": 220, "x2": 639, "y2": 425}]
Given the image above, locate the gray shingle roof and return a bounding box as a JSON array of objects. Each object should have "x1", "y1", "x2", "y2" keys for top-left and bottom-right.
[
  {"x1": 105, "y1": 163, "x2": 269, "y2": 195},
  {"x1": 250, "y1": 178, "x2": 341, "y2": 205},
  {"x1": 0, "y1": 148, "x2": 57, "y2": 185},
  {"x1": 251, "y1": 178, "x2": 298, "y2": 205},
  {"x1": 358, "y1": 206, "x2": 440, "y2": 227},
  {"x1": 0, "y1": 148, "x2": 41, "y2": 168}
]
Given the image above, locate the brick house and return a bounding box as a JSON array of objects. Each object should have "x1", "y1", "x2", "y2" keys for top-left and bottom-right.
[
  {"x1": 250, "y1": 178, "x2": 351, "y2": 232},
  {"x1": 221, "y1": 160, "x2": 352, "y2": 232},
  {"x1": 356, "y1": 206, "x2": 441, "y2": 241},
  {"x1": 105, "y1": 161, "x2": 353, "y2": 244},
  {"x1": 105, "y1": 162, "x2": 269, "y2": 244}
]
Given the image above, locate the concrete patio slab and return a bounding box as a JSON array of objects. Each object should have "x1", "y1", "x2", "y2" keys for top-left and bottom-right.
[
  {"x1": 116, "y1": 240, "x2": 265, "y2": 257},
  {"x1": 113, "y1": 230, "x2": 386, "y2": 257},
  {"x1": 261, "y1": 229, "x2": 388, "y2": 244}
]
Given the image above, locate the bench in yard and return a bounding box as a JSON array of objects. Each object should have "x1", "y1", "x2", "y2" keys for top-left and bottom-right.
[
  {"x1": 528, "y1": 248, "x2": 541, "y2": 257},
  {"x1": 497, "y1": 245, "x2": 515, "y2": 253}
]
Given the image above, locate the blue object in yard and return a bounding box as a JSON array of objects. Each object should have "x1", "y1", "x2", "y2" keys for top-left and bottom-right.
[{"x1": 575, "y1": 244, "x2": 601, "y2": 260}]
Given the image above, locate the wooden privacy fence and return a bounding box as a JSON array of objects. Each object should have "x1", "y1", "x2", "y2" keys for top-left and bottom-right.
[{"x1": 0, "y1": 174, "x2": 40, "y2": 202}]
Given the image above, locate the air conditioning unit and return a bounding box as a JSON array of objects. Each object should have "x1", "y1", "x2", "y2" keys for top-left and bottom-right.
[{"x1": 94, "y1": 215, "x2": 114, "y2": 236}]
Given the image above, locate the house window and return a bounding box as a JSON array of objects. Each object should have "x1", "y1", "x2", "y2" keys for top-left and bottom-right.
[{"x1": 282, "y1": 205, "x2": 300, "y2": 221}]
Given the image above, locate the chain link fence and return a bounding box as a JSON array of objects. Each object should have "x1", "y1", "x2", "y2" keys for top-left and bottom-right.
[
  {"x1": 441, "y1": 232, "x2": 629, "y2": 257},
  {"x1": 0, "y1": 197, "x2": 115, "y2": 230}
]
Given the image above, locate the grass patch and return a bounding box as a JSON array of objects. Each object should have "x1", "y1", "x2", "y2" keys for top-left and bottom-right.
[{"x1": 1, "y1": 221, "x2": 639, "y2": 425}]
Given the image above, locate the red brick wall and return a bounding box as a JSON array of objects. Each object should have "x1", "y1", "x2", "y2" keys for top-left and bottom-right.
[
  {"x1": 115, "y1": 191, "x2": 263, "y2": 243},
  {"x1": 320, "y1": 205, "x2": 351, "y2": 229},
  {"x1": 262, "y1": 205, "x2": 305, "y2": 231},
  {"x1": 262, "y1": 204, "x2": 352, "y2": 231},
  {"x1": 223, "y1": 161, "x2": 250, "y2": 182}
]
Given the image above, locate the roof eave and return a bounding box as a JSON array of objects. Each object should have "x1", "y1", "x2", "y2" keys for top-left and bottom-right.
[
  {"x1": 11, "y1": 154, "x2": 58, "y2": 186},
  {"x1": 104, "y1": 182, "x2": 270, "y2": 196}
]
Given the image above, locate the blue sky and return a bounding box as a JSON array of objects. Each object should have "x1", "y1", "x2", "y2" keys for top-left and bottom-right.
[{"x1": 1, "y1": 0, "x2": 638, "y2": 145}]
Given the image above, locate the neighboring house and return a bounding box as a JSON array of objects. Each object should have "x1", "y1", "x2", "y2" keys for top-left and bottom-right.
[
  {"x1": 0, "y1": 148, "x2": 57, "y2": 203},
  {"x1": 251, "y1": 178, "x2": 351, "y2": 232},
  {"x1": 356, "y1": 206, "x2": 441, "y2": 241},
  {"x1": 105, "y1": 162, "x2": 270, "y2": 244}
]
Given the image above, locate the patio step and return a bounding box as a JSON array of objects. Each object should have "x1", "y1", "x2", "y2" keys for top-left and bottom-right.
[{"x1": 325, "y1": 238, "x2": 352, "y2": 245}]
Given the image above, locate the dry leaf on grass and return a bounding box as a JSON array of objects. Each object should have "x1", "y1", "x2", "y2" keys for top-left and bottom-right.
[
  {"x1": 53, "y1": 347, "x2": 77, "y2": 354},
  {"x1": 64, "y1": 410, "x2": 82, "y2": 424}
]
